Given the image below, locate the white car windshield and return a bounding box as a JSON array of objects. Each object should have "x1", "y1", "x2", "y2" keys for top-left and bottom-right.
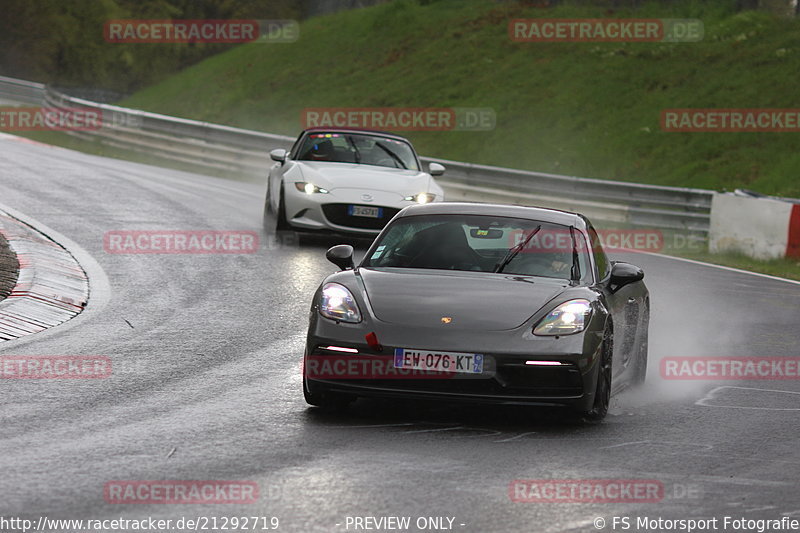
[{"x1": 295, "y1": 132, "x2": 419, "y2": 171}]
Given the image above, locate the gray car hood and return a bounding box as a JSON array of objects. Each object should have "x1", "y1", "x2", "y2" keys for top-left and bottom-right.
[{"x1": 358, "y1": 268, "x2": 568, "y2": 331}]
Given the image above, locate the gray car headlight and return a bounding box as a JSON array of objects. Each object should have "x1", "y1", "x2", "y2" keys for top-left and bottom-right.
[
  {"x1": 319, "y1": 283, "x2": 362, "y2": 323},
  {"x1": 533, "y1": 299, "x2": 592, "y2": 336}
]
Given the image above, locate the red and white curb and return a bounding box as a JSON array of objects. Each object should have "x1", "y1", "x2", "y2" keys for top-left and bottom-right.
[
  {"x1": 0, "y1": 211, "x2": 88, "y2": 340},
  {"x1": 710, "y1": 193, "x2": 800, "y2": 260}
]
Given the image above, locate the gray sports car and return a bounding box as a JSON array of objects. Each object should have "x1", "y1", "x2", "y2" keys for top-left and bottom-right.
[{"x1": 303, "y1": 202, "x2": 649, "y2": 420}]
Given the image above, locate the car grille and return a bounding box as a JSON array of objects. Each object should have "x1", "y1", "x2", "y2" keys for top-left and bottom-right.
[
  {"x1": 308, "y1": 349, "x2": 583, "y2": 398},
  {"x1": 321, "y1": 204, "x2": 401, "y2": 230},
  {"x1": 498, "y1": 364, "x2": 583, "y2": 395}
]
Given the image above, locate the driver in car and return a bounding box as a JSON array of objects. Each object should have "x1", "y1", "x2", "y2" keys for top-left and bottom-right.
[
  {"x1": 402, "y1": 222, "x2": 484, "y2": 270},
  {"x1": 511, "y1": 249, "x2": 572, "y2": 278}
]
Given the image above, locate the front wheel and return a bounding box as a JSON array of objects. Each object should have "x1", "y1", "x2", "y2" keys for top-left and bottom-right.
[
  {"x1": 303, "y1": 373, "x2": 353, "y2": 412},
  {"x1": 263, "y1": 181, "x2": 277, "y2": 230},
  {"x1": 631, "y1": 308, "x2": 649, "y2": 387},
  {"x1": 263, "y1": 183, "x2": 291, "y2": 234},
  {"x1": 582, "y1": 326, "x2": 613, "y2": 422}
]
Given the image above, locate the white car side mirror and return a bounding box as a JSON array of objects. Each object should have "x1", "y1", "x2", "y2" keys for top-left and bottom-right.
[
  {"x1": 429, "y1": 162, "x2": 445, "y2": 176},
  {"x1": 270, "y1": 149, "x2": 287, "y2": 162}
]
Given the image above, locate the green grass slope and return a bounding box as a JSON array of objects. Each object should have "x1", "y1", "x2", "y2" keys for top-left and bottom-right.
[{"x1": 122, "y1": 0, "x2": 800, "y2": 197}]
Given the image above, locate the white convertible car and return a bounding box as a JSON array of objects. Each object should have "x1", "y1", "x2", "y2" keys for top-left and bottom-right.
[{"x1": 264, "y1": 128, "x2": 445, "y2": 236}]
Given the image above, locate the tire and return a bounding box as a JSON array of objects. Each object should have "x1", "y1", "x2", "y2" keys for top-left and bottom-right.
[
  {"x1": 275, "y1": 189, "x2": 290, "y2": 232},
  {"x1": 582, "y1": 325, "x2": 613, "y2": 422},
  {"x1": 631, "y1": 307, "x2": 649, "y2": 387},
  {"x1": 303, "y1": 375, "x2": 353, "y2": 412},
  {"x1": 263, "y1": 181, "x2": 277, "y2": 231},
  {"x1": 302, "y1": 375, "x2": 325, "y2": 406},
  {"x1": 263, "y1": 183, "x2": 291, "y2": 233}
]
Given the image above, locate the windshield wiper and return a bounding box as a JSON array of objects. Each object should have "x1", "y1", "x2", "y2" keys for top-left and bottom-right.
[
  {"x1": 375, "y1": 142, "x2": 407, "y2": 169},
  {"x1": 346, "y1": 136, "x2": 361, "y2": 163},
  {"x1": 494, "y1": 225, "x2": 541, "y2": 273},
  {"x1": 569, "y1": 226, "x2": 581, "y2": 281}
]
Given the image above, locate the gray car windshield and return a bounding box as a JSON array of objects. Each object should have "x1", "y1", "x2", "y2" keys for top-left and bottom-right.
[
  {"x1": 295, "y1": 132, "x2": 419, "y2": 171},
  {"x1": 363, "y1": 214, "x2": 592, "y2": 281}
]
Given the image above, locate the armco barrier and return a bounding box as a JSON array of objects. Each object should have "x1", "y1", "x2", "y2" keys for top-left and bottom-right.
[
  {"x1": 0, "y1": 76, "x2": 712, "y2": 235},
  {"x1": 0, "y1": 76, "x2": 45, "y2": 105}
]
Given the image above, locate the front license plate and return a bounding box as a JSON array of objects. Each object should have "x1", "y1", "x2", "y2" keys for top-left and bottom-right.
[
  {"x1": 348, "y1": 205, "x2": 382, "y2": 218},
  {"x1": 394, "y1": 349, "x2": 484, "y2": 374}
]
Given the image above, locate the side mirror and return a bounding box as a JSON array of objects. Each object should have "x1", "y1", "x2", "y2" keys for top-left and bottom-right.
[
  {"x1": 270, "y1": 148, "x2": 287, "y2": 162},
  {"x1": 429, "y1": 162, "x2": 446, "y2": 176},
  {"x1": 326, "y1": 244, "x2": 355, "y2": 271},
  {"x1": 609, "y1": 261, "x2": 644, "y2": 292}
]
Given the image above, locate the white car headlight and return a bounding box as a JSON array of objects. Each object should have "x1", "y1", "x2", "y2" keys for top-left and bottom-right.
[
  {"x1": 533, "y1": 299, "x2": 592, "y2": 336},
  {"x1": 295, "y1": 182, "x2": 329, "y2": 194},
  {"x1": 403, "y1": 193, "x2": 436, "y2": 204},
  {"x1": 319, "y1": 283, "x2": 361, "y2": 323}
]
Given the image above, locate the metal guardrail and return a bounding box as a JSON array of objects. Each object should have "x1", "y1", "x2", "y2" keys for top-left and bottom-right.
[
  {"x1": 0, "y1": 76, "x2": 713, "y2": 234},
  {"x1": 0, "y1": 76, "x2": 45, "y2": 105}
]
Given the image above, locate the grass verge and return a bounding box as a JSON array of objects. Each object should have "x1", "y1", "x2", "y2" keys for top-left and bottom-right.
[{"x1": 119, "y1": 0, "x2": 800, "y2": 198}]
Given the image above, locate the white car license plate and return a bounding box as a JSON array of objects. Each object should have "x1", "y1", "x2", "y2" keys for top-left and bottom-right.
[
  {"x1": 348, "y1": 205, "x2": 382, "y2": 218},
  {"x1": 394, "y1": 349, "x2": 484, "y2": 374}
]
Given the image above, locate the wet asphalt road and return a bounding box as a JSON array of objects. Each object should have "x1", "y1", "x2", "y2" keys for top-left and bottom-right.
[{"x1": 1, "y1": 134, "x2": 799, "y2": 533}]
